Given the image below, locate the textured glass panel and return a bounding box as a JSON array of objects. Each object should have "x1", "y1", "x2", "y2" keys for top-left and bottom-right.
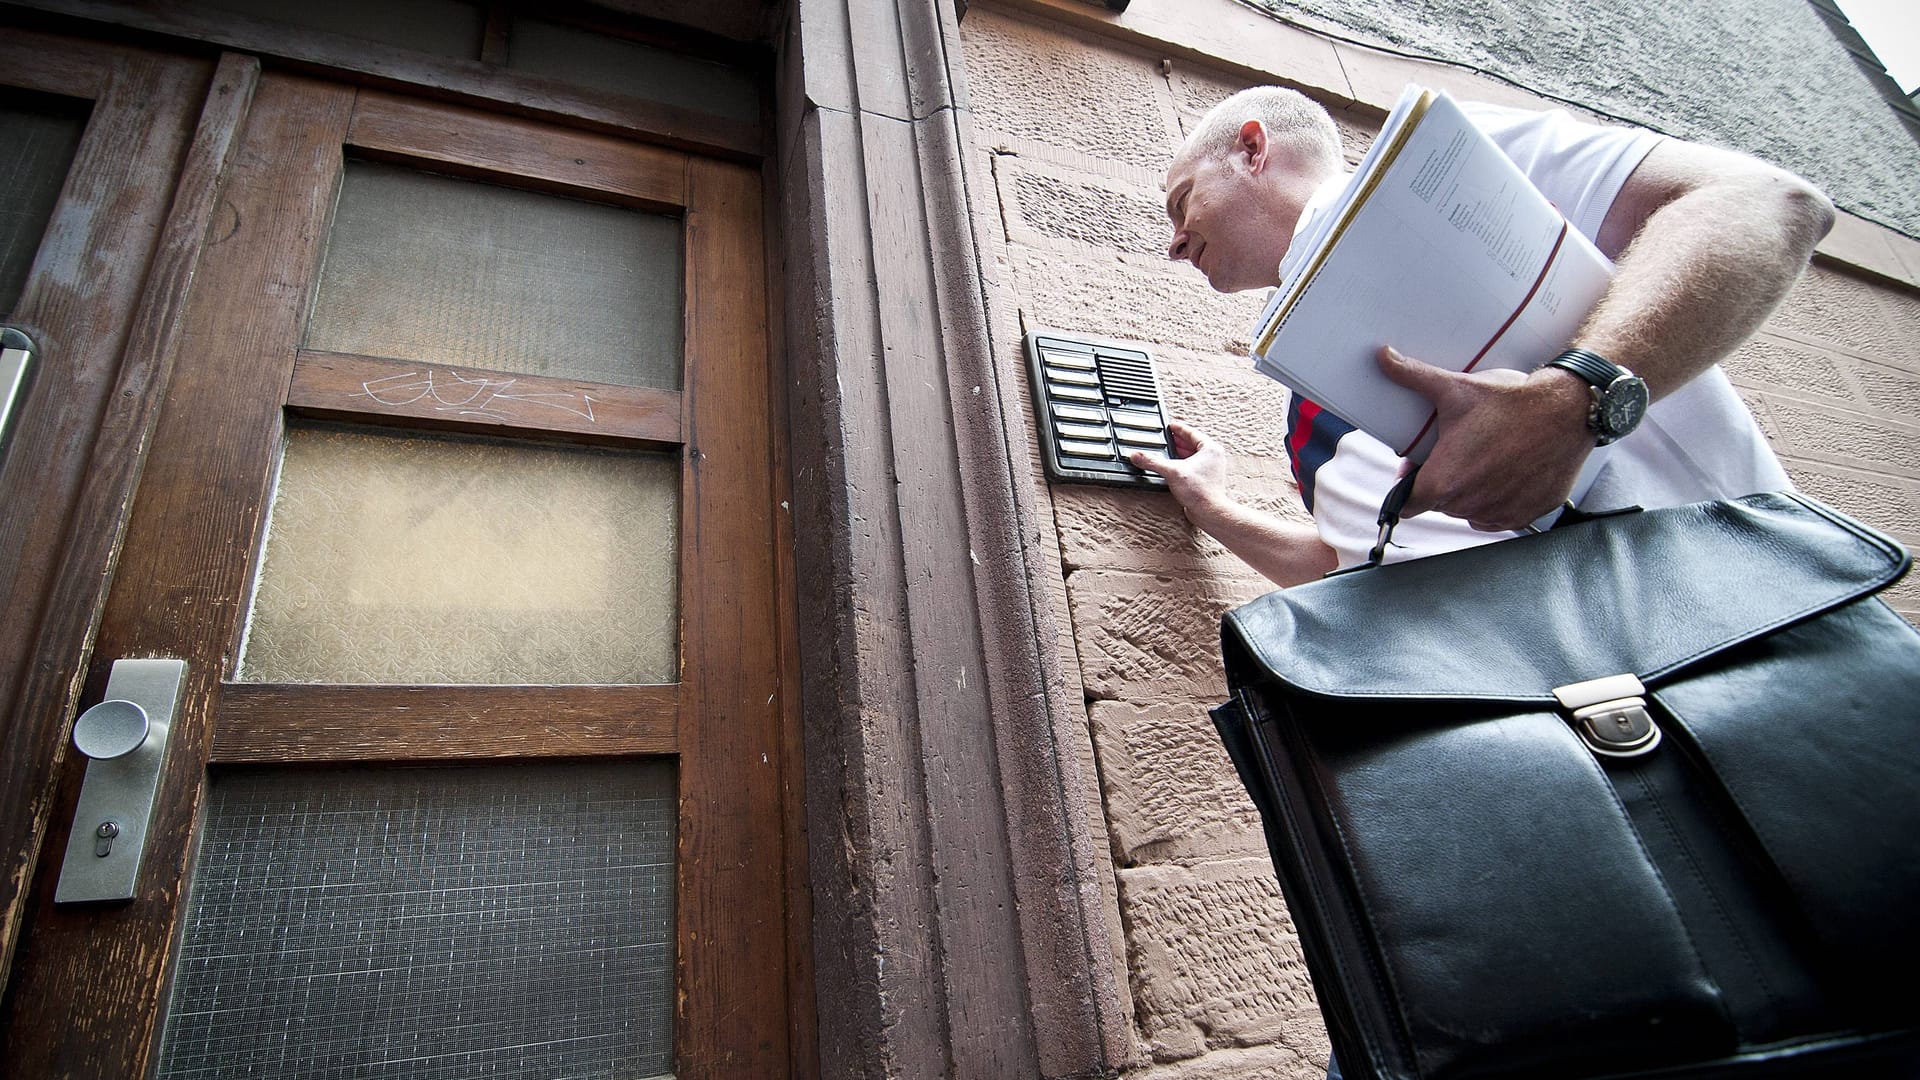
[
  {"x1": 156, "y1": 762, "x2": 675, "y2": 1080},
  {"x1": 308, "y1": 162, "x2": 683, "y2": 390},
  {"x1": 0, "y1": 87, "x2": 90, "y2": 315},
  {"x1": 239, "y1": 425, "x2": 678, "y2": 685},
  {"x1": 196, "y1": 0, "x2": 485, "y2": 59},
  {"x1": 508, "y1": 19, "x2": 760, "y2": 123}
]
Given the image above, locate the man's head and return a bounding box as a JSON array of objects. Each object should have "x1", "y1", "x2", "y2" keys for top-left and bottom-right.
[{"x1": 1165, "y1": 87, "x2": 1344, "y2": 292}]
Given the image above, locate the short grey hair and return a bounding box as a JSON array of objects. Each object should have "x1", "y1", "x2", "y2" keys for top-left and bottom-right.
[{"x1": 1181, "y1": 86, "x2": 1343, "y2": 174}]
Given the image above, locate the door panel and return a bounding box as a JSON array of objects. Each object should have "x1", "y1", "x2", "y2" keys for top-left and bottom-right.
[
  {"x1": 303, "y1": 159, "x2": 686, "y2": 389},
  {"x1": 2, "y1": 68, "x2": 790, "y2": 1079},
  {"x1": 235, "y1": 426, "x2": 682, "y2": 685},
  {"x1": 157, "y1": 760, "x2": 680, "y2": 1079}
]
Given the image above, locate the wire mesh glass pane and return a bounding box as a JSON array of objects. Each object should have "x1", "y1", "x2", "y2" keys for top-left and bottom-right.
[
  {"x1": 307, "y1": 161, "x2": 683, "y2": 390},
  {"x1": 155, "y1": 761, "x2": 675, "y2": 1079},
  {"x1": 238, "y1": 424, "x2": 678, "y2": 685},
  {"x1": 0, "y1": 87, "x2": 90, "y2": 315}
]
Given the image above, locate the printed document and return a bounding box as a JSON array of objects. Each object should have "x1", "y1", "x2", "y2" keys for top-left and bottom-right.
[{"x1": 1252, "y1": 85, "x2": 1613, "y2": 461}]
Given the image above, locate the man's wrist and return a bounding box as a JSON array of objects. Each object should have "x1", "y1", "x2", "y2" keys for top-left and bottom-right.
[
  {"x1": 1179, "y1": 487, "x2": 1242, "y2": 532},
  {"x1": 1525, "y1": 364, "x2": 1599, "y2": 443},
  {"x1": 1541, "y1": 347, "x2": 1650, "y2": 445}
]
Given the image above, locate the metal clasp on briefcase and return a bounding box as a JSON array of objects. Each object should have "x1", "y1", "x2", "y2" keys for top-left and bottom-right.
[{"x1": 1553, "y1": 673, "x2": 1662, "y2": 758}]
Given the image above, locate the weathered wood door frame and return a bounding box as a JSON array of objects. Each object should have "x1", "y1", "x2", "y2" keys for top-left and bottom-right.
[{"x1": 0, "y1": 26, "x2": 245, "y2": 985}]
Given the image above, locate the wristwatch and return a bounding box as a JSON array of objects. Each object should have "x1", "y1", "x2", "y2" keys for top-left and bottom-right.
[{"x1": 1544, "y1": 348, "x2": 1649, "y2": 446}]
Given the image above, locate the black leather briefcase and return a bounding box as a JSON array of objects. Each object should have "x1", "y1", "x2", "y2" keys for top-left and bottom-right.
[{"x1": 1212, "y1": 492, "x2": 1920, "y2": 1079}]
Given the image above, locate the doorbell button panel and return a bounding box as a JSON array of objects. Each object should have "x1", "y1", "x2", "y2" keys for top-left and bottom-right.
[{"x1": 1024, "y1": 330, "x2": 1173, "y2": 488}]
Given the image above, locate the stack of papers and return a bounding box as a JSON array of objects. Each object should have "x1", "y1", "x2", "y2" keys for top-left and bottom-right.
[{"x1": 1251, "y1": 85, "x2": 1613, "y2": 461}]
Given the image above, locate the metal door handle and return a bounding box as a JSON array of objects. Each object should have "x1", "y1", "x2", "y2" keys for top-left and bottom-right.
[
  {"x1": 0, "y1": 326, "x2": 36, "y2": 463},
  {"x1": 54, "y1": 659, "x2": 187, "y2": 904}
]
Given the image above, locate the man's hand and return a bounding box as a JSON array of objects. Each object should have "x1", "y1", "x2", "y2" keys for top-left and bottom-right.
[
  {"x1": 1127, "y1": 420, "x2": 1231, "y2": 524},
  {"x1": 1128, "y1": 419, "x2": 1339, "y2": 585},
  {"x1": 1377, "y1": 345, "x2": 1597, "y2": 531}
]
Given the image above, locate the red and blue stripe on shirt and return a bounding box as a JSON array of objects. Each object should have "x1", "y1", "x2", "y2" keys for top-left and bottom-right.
[{"x1": 1286, "y1": 394, "x2": 1355, "y2": 514}]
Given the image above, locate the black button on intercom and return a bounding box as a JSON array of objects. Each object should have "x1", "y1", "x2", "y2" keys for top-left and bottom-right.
[{"x1": 1024, "y1": 330, "x2": 1172, "y2": 488}]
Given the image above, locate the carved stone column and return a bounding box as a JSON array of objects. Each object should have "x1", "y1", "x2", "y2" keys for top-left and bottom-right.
[{"x1": 776, "y1": 0, "x2": 1130, "y2": 1075}]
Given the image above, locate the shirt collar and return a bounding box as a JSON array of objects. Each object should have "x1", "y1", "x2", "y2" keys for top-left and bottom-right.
[{"x1": 1276, "y1": 172, "x2": 1354, "y2": 282}]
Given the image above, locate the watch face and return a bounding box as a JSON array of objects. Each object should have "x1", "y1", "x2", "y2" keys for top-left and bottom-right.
[{"x1": 1598, "y1": 376, "x2": 1650, "y2": 439}]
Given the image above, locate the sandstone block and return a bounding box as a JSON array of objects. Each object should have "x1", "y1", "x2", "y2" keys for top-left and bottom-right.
[
  {"x1": 1014, "y1": 248, "x2": 1268, "y2": 358},
  {"x1": 1055, "y1": 484, "x2": 1206, "y2": 572},
  {"x1": 960, "y1": 8, "x2": 1181, "y2": 173},
  {"x1": 1865, "y1": 279, "x2": 1920, "y2": 371},
  {"x1": 1736, "y1": 387, "x2": 1787, "y2": 450},
  {"x1": 1768, "y1": 265, "x2": 1920, "y2": 366},
  {"x1": 1170, "y1": 64, "x2": 1376, "y2": 168},
  {"x1": 1171, "y1": 65, "x2": 1256, "y2": 124},
  {"x1": 1001, "y1": 158, "x2": 1172, "y2": 259},
  {"x1": 1768, "y1": 399, "x2": 1920, "y2": 477},
  {"x1": 1783, "y1": 463, "x2": 1920, "y2": 537},
  {"x1": 1053, "y1": 459, "x2": 1307, "y2": 576},
  {"x1": 1853, "y1": 362, "x2": 1920, "y2": 424},
  {"x1": 1089, "y1": 700, "x2": 1265, "y2": 866},
  {"x1": 1815, "y1": 212, "x2": 1916, "y2": 289},
  {"x1": 1122, "y1": 1042, "x2": 1330, "y2": 1080},
  {"x1": 1327, "y1": 105, "x2": 1379, "y2": 166},
  {"x1": 1724, "y1": 334, "x2": 1856, "y2": 403},
  {"x1": 1119, "y1": 860, "x2": 1322, "y2": 1062},
  {"x1": 1159, "y1": 362, "x2": 1298, "y2": 463},
  {"x1": 1068, "y1": 569, "x2": 1272, "y2": 704},
  {"x1": 1895, "y1": 232, "x2": 1920, "y2": 288}
]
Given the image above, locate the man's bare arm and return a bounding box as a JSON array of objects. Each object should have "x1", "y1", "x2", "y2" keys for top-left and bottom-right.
[
  {"x1": 1386, "y1": 138, "x2": 1835, "y2": 530},
  {"x1": 1582, "y1": 137, "x2": 1835, "y2": 391},
  {"x1": 1127, "y1": 421, "x2": 1338, "y2": 587}
]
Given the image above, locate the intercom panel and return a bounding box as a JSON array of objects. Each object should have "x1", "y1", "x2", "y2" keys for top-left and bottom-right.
[{"x1": 1024, "y1": 330, "x2": 1172, "y2": 489}]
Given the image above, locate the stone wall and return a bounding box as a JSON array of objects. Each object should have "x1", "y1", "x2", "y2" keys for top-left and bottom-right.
[
  {"x1": 959, "y1": 10, "x2": 1342, "y2": 1076},
  {"x1": 1732, "y1": 268, "x2": 1920, "y2": 618},
  {"x1": 958, "y1": 3, "x2": 1920, "y2": 1077}
]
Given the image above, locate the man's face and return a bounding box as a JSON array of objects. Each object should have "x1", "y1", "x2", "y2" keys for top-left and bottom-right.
[{"x1": 1165, "y1": 142, "x2": 1289, "y2": 294}]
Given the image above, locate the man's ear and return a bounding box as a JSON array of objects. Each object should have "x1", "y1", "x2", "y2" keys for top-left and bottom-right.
[{"x1": 1236, "y1": 118, "x2": 1270, "y2": 173}]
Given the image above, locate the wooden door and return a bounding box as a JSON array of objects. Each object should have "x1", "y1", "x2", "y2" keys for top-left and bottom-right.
[{"x1": 2, "y1": 69, "x2": 793, "y2": 1079}]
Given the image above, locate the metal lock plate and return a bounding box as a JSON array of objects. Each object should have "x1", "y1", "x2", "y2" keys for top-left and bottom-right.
[
  {"x1": 1554, "y1": 672, "x2": 1663, "y2": 760},
  {"x1": 54, "y1": 659, "x2": 187, "y2": 904},
  {"x1": 1573, "y1": 700, "x2": 1661, "y2": 757},
  {"x1": 0, "y1": 326, "x2": 36, "y2": 463}
]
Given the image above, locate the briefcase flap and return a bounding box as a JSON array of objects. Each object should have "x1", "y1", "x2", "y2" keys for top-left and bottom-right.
[{"x1": 1222, "y1": 492, "x2": 1910, "y2": 703}]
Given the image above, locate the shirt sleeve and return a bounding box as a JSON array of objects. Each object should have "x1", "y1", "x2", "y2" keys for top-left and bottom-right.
[{"x1": 1460, "y1": 101, "x2": 1662, "y2": 246}]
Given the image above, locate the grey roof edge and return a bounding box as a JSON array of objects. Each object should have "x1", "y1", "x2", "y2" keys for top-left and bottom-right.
[{"x1": 1807, "y1": 0, "x2": 1920, "y2": 140}]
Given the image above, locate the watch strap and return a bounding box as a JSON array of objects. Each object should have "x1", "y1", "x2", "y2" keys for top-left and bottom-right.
[{"x1": 1545, "y1": 347, "x2": 1624, "y2": 388}]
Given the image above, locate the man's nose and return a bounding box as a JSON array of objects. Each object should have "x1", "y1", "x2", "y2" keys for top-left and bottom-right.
[{"x1": 1168, "y1": 230, "x2": 1190, "y2": 262}]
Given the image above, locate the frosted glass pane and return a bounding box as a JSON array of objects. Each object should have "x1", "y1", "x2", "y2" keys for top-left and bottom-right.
[
  {"x1": 239, "y1": 425, "x2": 678, "y2": 685},
  {"x1": 157, "y1": 761, "x2": 675, "y2": 1079},
  {"x1": 308, "y1": 162, "x2": 683, "y2": 390}
]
